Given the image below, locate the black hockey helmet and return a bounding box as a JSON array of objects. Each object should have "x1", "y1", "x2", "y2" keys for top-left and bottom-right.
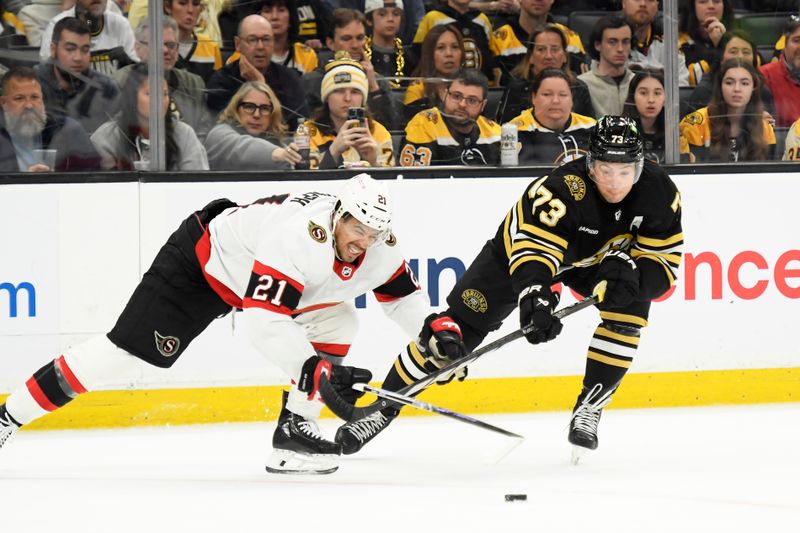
[{"x1": 586, "y1": 115, "x2": 644, "y2": 182}]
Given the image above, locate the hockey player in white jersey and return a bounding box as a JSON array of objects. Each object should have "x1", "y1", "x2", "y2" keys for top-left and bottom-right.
[{"x1": 0, "y1": 174, "x2": 466, "y2": 474}]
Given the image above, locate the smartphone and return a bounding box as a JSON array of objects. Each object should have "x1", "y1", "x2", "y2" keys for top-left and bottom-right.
[{"x1": 347, "y1": 107, "x2": 366, "y2": 127}]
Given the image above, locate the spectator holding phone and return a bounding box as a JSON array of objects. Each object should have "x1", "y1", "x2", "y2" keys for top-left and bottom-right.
[{"x1": 306, "y1": 54, "x2": 395, "y2": 169}]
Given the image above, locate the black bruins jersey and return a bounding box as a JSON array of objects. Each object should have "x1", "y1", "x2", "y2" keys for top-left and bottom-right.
[
  {"x1": 399, "y1": 106, "x2": 501, "y2": 166},
  {"x1": 413, "y1": 6, "x2": 499, "y2": 84},
  {"x1": 510, "y1": 110, "x2": 596, "y2": 166},
  {"x1": 490, "y1": 157, "x2": 683, "y2": 297}
]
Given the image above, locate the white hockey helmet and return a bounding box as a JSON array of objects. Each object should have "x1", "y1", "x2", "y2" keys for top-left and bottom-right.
[{"x1": 333, "y1": 173, "x2": 393, "y2": 243}]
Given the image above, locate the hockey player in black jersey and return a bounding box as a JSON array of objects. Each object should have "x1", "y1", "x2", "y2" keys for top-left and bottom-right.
[{"x1": 336, "y1": 115, "x2": 684, "y2": 463}]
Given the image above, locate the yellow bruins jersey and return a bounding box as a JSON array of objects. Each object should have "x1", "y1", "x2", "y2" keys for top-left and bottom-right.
[
  {"x1": 491, "y1": 157, "x2": 683, "y2": 299},
  {"x1": 307, "y1": 119, "x2": 395, "y2": 169},
  {"x1": 491, "y1": 19, "x2": 587, "y2": 75},
  {"x1": 399, "y1": 106, "x2": 501, "y2": 166},
  {"x1": 678, "y1": 33, "x2": 710, "y2": 86},
  {"x1": 2, "y1": 11, "x2": 25, "y2": 35},
  {"x1": 177, "y1": 33, "x2": 222, "y2": 80},
  {"x1": 679, "y1": 106, "x2": 776, "y2": 162},
  {"x1": 403, "y1": 81, "x2": 426, "y2": 105},
  {"x1": 510, "y1": 109, "x2": 596, "y2": 166},
  {"x1": 413, "y1": 6, "x2": 499, "y2": 84},
  {"x1": 782, "y1": 117, "x2": 800, "y2": 160}
]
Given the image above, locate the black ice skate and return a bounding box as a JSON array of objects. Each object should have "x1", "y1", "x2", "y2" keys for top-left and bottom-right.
[
  {"x1": 335, "y1": 407, "x2": 399, "y2": 455},
  {"x1": 568, "y1": 384, "x2": 613, "y2": 465},
  {"x1": 266, "y1": 391, "x2": 341, "y2": 475},
  {"x1": 0, "y1": 404, "x2": 21, "y2": 450}
]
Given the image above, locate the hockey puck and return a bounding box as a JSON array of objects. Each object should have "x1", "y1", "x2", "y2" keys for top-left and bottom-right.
[{"x1": 504, "y1": 494, "x2": 527, "y2": 502}]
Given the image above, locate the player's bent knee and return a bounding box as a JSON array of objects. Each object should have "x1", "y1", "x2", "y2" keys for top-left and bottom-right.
[{"x1": 62, "y1": 335, "x2": 148, "y2": 391}]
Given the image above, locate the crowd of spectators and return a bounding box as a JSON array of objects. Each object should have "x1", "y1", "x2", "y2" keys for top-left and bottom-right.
[{"x1": 0, "y1": 0, "x2": 799, "y2": 172}]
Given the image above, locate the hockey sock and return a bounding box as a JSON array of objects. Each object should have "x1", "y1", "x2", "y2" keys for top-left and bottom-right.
[
  {"x1": 580, "y1": 320, "x2": 641, "y2": 399},
  {"x1": 381, "y1": 341, "x2": 431, "y2": 392},
  {"x1": 5, "y1": 355, "x2": 87, "y2": 426}
]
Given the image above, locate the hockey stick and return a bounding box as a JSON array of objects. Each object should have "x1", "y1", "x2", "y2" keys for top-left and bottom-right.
[
  {"x1": 352, "y1": 383, "x2": 524, "y2": 440},
  {"x1": 320, "y1": 294, "x2": 600, "y2": 422}
]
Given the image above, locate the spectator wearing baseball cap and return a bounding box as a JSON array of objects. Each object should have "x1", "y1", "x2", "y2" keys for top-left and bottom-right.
[
  {"x1": 363, "y1": 0, "x2": 416, "y2": 88},
  {"x1": 304, "y1": 52, "x2": 395, "y2": 169}
]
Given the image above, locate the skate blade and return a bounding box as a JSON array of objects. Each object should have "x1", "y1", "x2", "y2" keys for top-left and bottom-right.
[
  {"x1": 570, "y1": 444, "x2": 589, "y2": 465},
  {"x1": 266, "y1": 449, "x2": 339, "y2": 475}
]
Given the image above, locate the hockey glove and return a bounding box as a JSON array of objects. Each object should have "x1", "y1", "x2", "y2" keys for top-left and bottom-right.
[
  {"x1": 298, "y1": 355, "x2": 373, "y2": 405},
  {"x1": 518, "y1": 284, "x2": 563, "y2": 344},
  {"x1": 593, "y1": 250, "x2": 640, "y2": 310},
  {"x1": 417, "y1": 313, "x2": 468, "y2": 383}
]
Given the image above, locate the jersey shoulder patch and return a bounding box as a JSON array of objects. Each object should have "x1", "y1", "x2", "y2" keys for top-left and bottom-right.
[
  {"x1": 563, "y1": 174, "x2": 587, "y2": 201},
  {"x1": 307, "y1": 221, "x2": 327, "y2": 243}
]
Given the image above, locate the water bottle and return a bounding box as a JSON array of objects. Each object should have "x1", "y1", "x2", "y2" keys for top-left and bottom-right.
[
  {"x1": 294, "y1": 118, "x2": 311, "y2": 170},
  {"x1": 500, "y1": 122, "x2": 518, "y2": 167}
]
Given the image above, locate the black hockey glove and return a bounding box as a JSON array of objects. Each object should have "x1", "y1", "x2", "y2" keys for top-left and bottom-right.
[
  {"x1": 519, "y1": 284, "x2": 563, "y2": 344},
  {"x1": 298, "y1": 355, "x2": 373, "y2": 405},
  {"x1": 593, "y1": 250, "x2": 640, "y2": 310},
  {"x1": 418, "y1": 313, "x2": 468, "y2": 383}
]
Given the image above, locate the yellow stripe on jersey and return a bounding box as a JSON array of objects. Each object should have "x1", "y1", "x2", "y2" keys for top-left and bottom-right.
[
  {"x1": 413, "y1": 10, "x2": 492, "y2": 44},
  {"x1": 404, "y1": 81, "x2": 425, "y2": 105},
  {"x1": 192, "y1": 36, "x2": 222, "y2": 68},
  {"x1": 393, "y1": 357, "x2": 415, "y2": 385},
  {"x1": 510, "y1": 240, "x2": 565, "y2": 262},
  {"x1": 408, "y1": 341, "x2": 428, "y2": 368},
  {"x1": 516, "y1": 196, "x2": 569, "y2": 249},
  {"x1": 3, "y1": 12, "x2": 26, "y2": 35},
  {"x1": 637, "y1": 233, "x2": 684, "y2": 248}
]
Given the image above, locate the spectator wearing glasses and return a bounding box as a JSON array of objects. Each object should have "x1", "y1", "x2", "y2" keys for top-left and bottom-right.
[
  {"x1": 204, "y1": 81, "x2": 302, "y2": 170},
  {"x1": 91, "y1": 63, "x2": 209, "y2": 170},
  {"x1": 34, "y1": 16, "x2": 120, "y2": 134},
  {"x1": 508, "y1": 68, "x2": 596, "y2": 166},
  {"x1": 164, "y1": 0, "x2": 223, "y2": 80},
  {"x1": 207, "y1": 14, "x2": 308, "y2": 130},
  {"x1": 402, "y1": 24, "x2": 464, "y2": 122},
  {"x1": 680, "y1": 58, "x2": 775, "y2": 162},
  {"x1": 760, "y1": 17, "x2": 800, "y2": 128},
  {"x1": 115, "y1": 16, "x2": 211, "y2": 140},
  {"x1": 399, "y1": 68, "x2": 500, "y2": 166},
  {"x1": 500, "y1": 24, "x2": 594, "y2": 124},
  {"x1": 305, "y1": 54, "x2": 395, "y2": 169}
]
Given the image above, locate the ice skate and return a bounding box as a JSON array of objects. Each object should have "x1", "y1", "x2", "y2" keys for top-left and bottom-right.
[
  {"x1": 568, "y1": 384, "x2": 613, "y2": 465},
  {"x1": 266, "y1": 392, "x2": 341, "y2": 475},
  {"x1": 335, "y1": 407, "x2": 398, "y2": 455},
  {"x1": 0, "y1": 404, "x2": 20, "y2": 450}
]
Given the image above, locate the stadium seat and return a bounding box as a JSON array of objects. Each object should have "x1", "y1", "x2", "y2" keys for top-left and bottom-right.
[
  {"x1": 679, "y1": 85, "x2": 696, "y2": 118},
  {"x1": 774, "y1": 126, "x2": 789, "y2": 157},
  {"x1": 485, "y1": 86, "x2": 507, "y2": 123},
  {"x1": 568, "y1": 11, "x2": 606, "y2": 51},
  {"x1": 735, "y1": 12, "x2": 795, "y2": 47}
]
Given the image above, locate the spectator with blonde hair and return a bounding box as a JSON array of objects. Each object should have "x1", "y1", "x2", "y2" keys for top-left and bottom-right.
[{"x1": 204, "y1": 81, "x2": 302, "y2": 170}]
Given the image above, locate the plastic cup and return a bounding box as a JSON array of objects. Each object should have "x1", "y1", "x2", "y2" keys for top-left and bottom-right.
[
  {"x1": 32, "y1": 149, "x2": 57, "y2": 170},
  {"x1": 133, "y1": 160, "x2": 150, "y2": 171}
]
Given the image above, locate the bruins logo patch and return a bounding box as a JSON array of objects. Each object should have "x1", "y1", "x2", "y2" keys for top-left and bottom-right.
[
  {"x1": 684, "y1": 112, "x2": 704, "y2": 125},
  {"x1": 385, "y1": 233, "x2": 397, "y2": 246},
  {"x1": 564, "y1": 174, "x2": 586, "y2": 201},
  {"x1": 461, "y1": 288, "x2": 488, "y2": 313},
  {"x1": 308, "y1": 221, "x2": 327, "y2": 243}
]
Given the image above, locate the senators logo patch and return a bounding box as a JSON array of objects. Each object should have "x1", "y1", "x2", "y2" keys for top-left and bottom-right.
[
  {"x1": 385, "y1": 233, "x2": 397, "y2": 246},
  {"x1": 308, "y1": 221, "x2": 327, "y2": 243},
  {"x1": 564, "y1": 175, "x2": 586, "y2": 201},
  {"x1": 154, "y1": 331, "x2": 180, "y2": 357},
  {"x1": 461, "y1": 288, "x2": 488, "y2": 313}
]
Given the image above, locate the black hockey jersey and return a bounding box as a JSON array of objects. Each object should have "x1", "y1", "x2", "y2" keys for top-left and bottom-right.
[
  {"x1": 490, "y1": 158, "x2": 683, "y2": 298},
  {"x1": 509, "y1": 110, "x2": 595, "y2": 166}
]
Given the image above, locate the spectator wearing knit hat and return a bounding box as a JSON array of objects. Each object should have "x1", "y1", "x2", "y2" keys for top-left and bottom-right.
[{"x1": 305, "y1": 53, "x2": 395, "y2": 169}]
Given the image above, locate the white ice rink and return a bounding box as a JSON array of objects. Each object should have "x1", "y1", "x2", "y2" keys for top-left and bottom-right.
[{"x1": 1, "y1": 404, "x2": 797, "y2": 532}]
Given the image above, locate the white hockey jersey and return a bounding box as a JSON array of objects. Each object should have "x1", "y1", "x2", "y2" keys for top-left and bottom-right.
[
  {"x1": 195, "y1": 191, "x2": 430, "y2": 378},
  {"x1": 40, "y1": 8, "x2": 138, "y2": 76}
]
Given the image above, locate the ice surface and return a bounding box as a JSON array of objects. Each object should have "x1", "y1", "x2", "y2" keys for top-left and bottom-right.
[{"x1": 1, "y1": 404, "x2": 797, "y2": 532}]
